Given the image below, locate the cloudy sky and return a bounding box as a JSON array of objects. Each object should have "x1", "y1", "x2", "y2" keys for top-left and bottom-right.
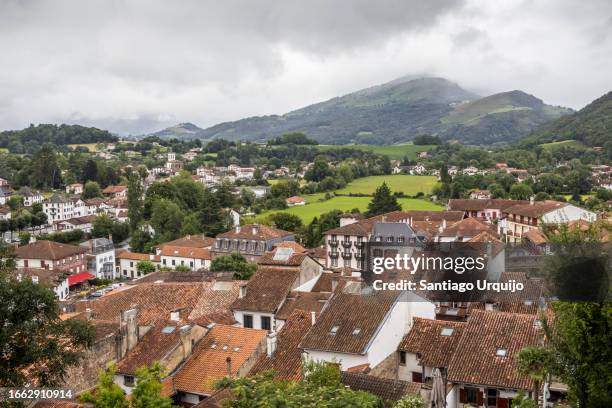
[{"x1": 1, "y1": 0, "x2": 611, "y2": 135}]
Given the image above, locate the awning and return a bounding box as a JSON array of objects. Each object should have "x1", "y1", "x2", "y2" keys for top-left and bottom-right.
[{"x1": 68, "y1": 272, "x2": 95, "y2": 286}]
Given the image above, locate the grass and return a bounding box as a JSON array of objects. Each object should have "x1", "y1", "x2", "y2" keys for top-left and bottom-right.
[
  {"x1": 313, "y1": 143, "x2": 435, "y2": 160},
  {"x1": 0, "y1": 148, "x2": 8, "y2": 153},
  {"x1": 252, "y1": 195, "x2": 443, "y2": 223},
  {"x1": 335, "y1": 175, "x2": 437, "y2": 196},
  {"x1": 68, "y1": 143, "x2": 100, "y2": 152},
  {"x1": 540, "y1": 140, "x2": 585, "y2": 150}
]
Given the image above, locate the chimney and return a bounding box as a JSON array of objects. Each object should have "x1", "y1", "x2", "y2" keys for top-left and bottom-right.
[
  {"x1": 530, "y1": 196, "x2": 535, "y2": 205},
  {"x1": 442, "y1": 218, "x2": 447, "y2": 229},
  {"x1": 179, "y1": 325, "x2": 193, "y2": 358},
  {"x1": 382, "y1": 215, "x2": 387, "y2": 222},
  {"x1": 123, "y1": 308, "x2": 138, "y2": 351},
  {"x1": 226, "y1": 356, "x2": 232, "y2": 378},
  {"x1": 252, "y1": 224, "x2": 258, "y2": 235},
  {"x1": 331, "y1": 275, "x2": 339, "y2": 292},
  {"x1": 85, "y1": 308, "x2": 92, "y2": 320},
  {"x1": 311, "y1": 311, "x2": 316, "y2": 326},
  {"x1": 409, "y1": 216, "x2": 413, "y2": 226},
  {"x1": 108, "y1": 234, "x2": 113, "y2": 243},
  {"x1": 266, "y1": 332, "x2": 277, "y2": 357},
  {"x1": 239, "y1": 285, "x2": 247, "y2": 298},
  {"x1": 235, "y1": 225, "x2": 241, "y2": 233},
  {"x1": 170, "y1": 309, "x2": 181, "y2": 321}
]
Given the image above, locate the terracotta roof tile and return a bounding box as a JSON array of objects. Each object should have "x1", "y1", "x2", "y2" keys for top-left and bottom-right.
[
  {"x1": 159, "y1": 245, "x2": 211, "y2": 260},
  {"x1": 447, "y1": 310, "x2": 542, "y2": 390},
  {"x1": 102, "y1": 185, "x2": 127, "y2": 194},
  {"x1": 439, "y1": 217, "x2": 498, "y2": 238},
  {"x1": 299, "y1": 291, "x2": 399, "y2": 354},
  {"x1": 173, "y1": 325, "x2": 267, "y2": 395},
  {"x1": 250, "y1": 310, "x2": 314, "y2": 381},
  {"x1": 341, "y1": 372, "x2": 421, "y2": 403},
  {"x1": 273, "y1": 241, "x2": 307, "y2": 253},
  {"x1": 398, "y1": 318, "x2": 465, "y2": 367},
  {"x1": 217, "y1": 224, "x2": 294, "y2": 241},
  {"x1": 158, "y1": 235, "x2": 215, "y2": 249},
  {"x1": 448, "y1": 199, "x2": 529, "y2": 212},
  {"x1": 115, "y1": 250, "x2": 160, "y2": 262},
  {"x1": 15, "y1": 240, "x2": 86, "y2": 260},
  {"x1": 257, "y1": 251, "x2": 308, "y2": 267},
  {"x1": 231, "y1": 267, "x2": 299, "y2": 313},
  {"x1": 275, "y1": 291, "x2": 330, "y2": 321},
  {"x1": 503, "y1": 200, "x2": 566, "y2": 218}
]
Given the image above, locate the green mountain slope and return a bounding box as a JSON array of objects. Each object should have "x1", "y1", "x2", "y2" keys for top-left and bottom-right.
[
  {"x1": 519, "y1": 91, "x2": 612, "y2": 147},
  {"x1": 152, "y1": 122, "x2": 204, "y2": 140},
  {"x1": 439, "y1": 90, "x2": 572, "y2": 144},
  {"x1": 194, "y1": 77, "x2": 572, "y2": 145}
]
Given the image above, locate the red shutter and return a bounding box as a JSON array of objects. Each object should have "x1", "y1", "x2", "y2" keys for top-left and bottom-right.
[
  {"x1": 412, "y1": 372, "x2": 423, "y2": 383},
  {"x1": 498, "y1": 398, "x2": 509, "y2": 408},
  {"x1": 477, "y1": 391, "x2": 484, "y2": 406},
  {"x1": 459, "y1": 389, "x2": 467, "y2": 403}
]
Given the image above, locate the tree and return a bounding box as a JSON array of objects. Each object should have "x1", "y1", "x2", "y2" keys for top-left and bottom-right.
[
  {"x1": 131, "y1": 362, "x2": 175, "y2": 408},
  {"x1": 82, "y1": 181, "x2": 102, "y2": 199},
  {"x1": 80, "y1": 364, "x2": 128, "y2": 408},
  {"x1": 92, "y1": 215, "x2": 130, "y2": 243},
  {"x1": 269, "y1": 213, "x2": 303, "y2": 232},
  {"x1": 210, "y1": 253, "x2": 257, "y2": 280},
  {"x1": 366, "y1": 182, "x2": 401, "y2": 217},
  {"x1": 488, "y1": 183, "x2": 506, "y2": 199},
  {"x1": 130, "y1": 227, "x2": 153, "y2": 253},
  {"x1": 30, "y1": 145, "x2": 62, "y2": 189},
  {"x1": 516, "y1": 346, "x2": 552, "y2": 403},
  {"x1": 174, "y1": 264, "x2": 191, "y2": 272},
  {"x1": 215, "y1": 180, "x2": 235, "y2": 208},
  {"x1": 127, "y1": 173, "x2": 144, "y2": 232},
  {"x1": 82, "y1": 159, "x2": 98, "y2": 183},
  {"x1": 394, "y1": 395, "x2": 425, "y2": 408},
  {"x1": 509, "y1": 183, "x2": 533, "y2": 200},
  {"x1": 150, "y1": 199, "x2": 184, "y2": 243},
  {"x1": 218, "y1": 360, "x2": 382, "y2": 407},
  {"x1": 18, "y1": 231, "x2": 30, "y2": 246},
  {"x1": 136, "y1": 261, "x2": 157, "y2": 275},
  {"x1": 305, "y1": 156, "x2": 333, "y2": 182},
  {"x1": 0, "y1": 245, "x2": 94, "y2": 387}
]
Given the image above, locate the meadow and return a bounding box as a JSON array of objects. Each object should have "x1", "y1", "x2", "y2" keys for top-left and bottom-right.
[
  {"x1": 67, "y1": 143, "x2": 100, "y2": 152},
  {"x1": 313, "y1": 143, "x2": 435, "y2": 160},
  {"x1": 251, "y1": 195, "x2": 443, "y2": 223},
  {"x1": 335, "y1": 175, "x2": 437, "y2": 196},
  {"x1": 539, "y1": 140, "x2": 585, "y2": 150}
]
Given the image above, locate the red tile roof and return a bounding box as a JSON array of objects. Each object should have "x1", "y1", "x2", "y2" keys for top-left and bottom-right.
[
  {"x1": 173, "y1": 325, "x2": 267, "y2": 395},
  {"x1": 159, "y1": 245, "x2": 211, "y2": 260},
  {"x1": 286, "y1": 196, "x2": 306, "y2": 204},
  {"x1": 447, "y1": 310, "x2": 542, "y2": 390},
  {"x1": 503, "y1": 200, "x2": 566, "y2": 218},
  {"x1": 299, "y1": 291, "x2": 399, "y2": 354},
  {"x1": 15, "y1": 240, "x2": 86, "y2": 260},
  {"x1": 116, "y1": 250, "x2": 161, "y2": 262},
  {"x1": 399, "y1": 318, "x2": 465, "y2": 368},
  {"x1": 275, "y1": 291, "x2": 330, "y2": 321},
  {"x1": 250, "y1": 310, "x2": 314, "y2": 381},
  {"x1": 217, "y1": 224, "x2": 293, "y2": 241},
  {"x1": 231, "y1": 267, "x2": 299, "y2": 313},
  {"x1": 439, "y1": 217, "x2": 497, "y2": 238}
]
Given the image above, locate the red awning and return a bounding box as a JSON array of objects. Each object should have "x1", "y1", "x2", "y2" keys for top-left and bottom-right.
[{"x1": 68, "y1": 272, "x2": 95, "y2": 286}]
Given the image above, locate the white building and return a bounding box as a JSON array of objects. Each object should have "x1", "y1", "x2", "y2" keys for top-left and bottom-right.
[
  {"x1": 80, "y1": 238, "x2": 116, "y2": 280},
  {"x1": 116, "y1": 251, "x2": 161, "y2": 279}
]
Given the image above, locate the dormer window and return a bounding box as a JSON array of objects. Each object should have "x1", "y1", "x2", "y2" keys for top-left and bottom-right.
[
  {"x1": 386, "y1": 236, "x2": 394, "y2": 242},
  {"x1": 352, "y1": 328, "x2": 361, "y2": 335},
  {"x1": 330, "y1": 325, "x2": 339, "y2": 335},
  {"x1": 495, "y1": 348, "x2": 507, "y2": 357},
  {"x1": 440, "y1": 327, "x2": 454, "y2": 336}
]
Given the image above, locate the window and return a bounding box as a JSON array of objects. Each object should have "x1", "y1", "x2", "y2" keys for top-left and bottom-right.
[
  {"x1": 243, "y1": 314, "x2": 253, "y2": 328},
  {"x1": 412, "y1": 372, "x2": 423, "y2": 383},
  {"x1": 496, "y1": 348, "x2": 507, "y2": 357},
  {"x1": 130, "y1": 261, "x2": 133, "y2": 267},
  {"x1": 399, "y1": 351, "x2": 406, "y2": 365},
  {"x1": 330, "y1": 325, "x2": 339, "y2": 335},
  {"x1": 162, "y1": 259, "x2": 167, "y2": 265},
  {"x1": 465, "y1": 387, "x2": 479, "y2": 404},
  {"x1": 172, "y1": 260, "x2": 176, "y2": 266},
  {"x1": 386, "y1": 236, "x2": 394, "y2": 242},
  {"x1": 440, "y1": 327, "x2": 454, "y2": 336},
  {"x1": 352, "y1": 328, "x2": 361, "y2": 335},
  {"x1": 124, "y1": 375, "x2": 135, "y2": 387},
  {"x1": 261, "y1": 316, "x2": 271, "y2": 331},
  {"x1": 487, "y1": 388, "x2": 498, "y2": 407}
]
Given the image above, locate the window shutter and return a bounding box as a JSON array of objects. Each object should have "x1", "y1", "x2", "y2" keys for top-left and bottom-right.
[
  {"x1": 498, "y1": 398, "x2": 509, "y2": 408},
  {"x1": 477, "y1": 391, "x2": 484, "y2": 406},
  {"x1": 459, "y1": 388, "x2": 467, "y2": 403}
]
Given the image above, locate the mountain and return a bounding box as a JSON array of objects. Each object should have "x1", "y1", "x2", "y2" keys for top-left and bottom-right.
[
  {"x1": 151, "y1": 122, "x2": 204, "y2": 140},
  {"x1": 438, "y1": 90, "x2": 573, "y2": 144},
  {"x1": 518, "y1": 91, "x2": 611, "y2": 147},
  {"x1": 196, "y1": 77, "x2": 572, "y2": 145}
]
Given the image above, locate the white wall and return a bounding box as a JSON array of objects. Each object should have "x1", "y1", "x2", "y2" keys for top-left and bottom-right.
[
  {"x1": 160, "y1": 255, "x2": 209, "y2": 270},
  {"x1": 233, "y1": 310, "x2": 277, "y2": 331},
  {"x1": 542, "y1": 204, "x2": 597, "y2": 223}
]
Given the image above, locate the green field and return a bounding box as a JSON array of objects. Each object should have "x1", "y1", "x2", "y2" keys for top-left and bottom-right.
[
  {"x1": 314, "y1": 143, "x2": 435, "y2": 160},
  {"x1": 0, "y1": 148, "x2": 8, "y2": 153},
  {"x1": 540, "y1": 140, "x2": 585, "y2": 150},
  {"x1": 252, "y1": 195, "x2": 443, "y2": 223},
  {"x1": 336, "y1": 175, "x2": 437, "y2": 196},
  {"x1": 68, "y1": 143, "x2": 100, "y2": 152}
]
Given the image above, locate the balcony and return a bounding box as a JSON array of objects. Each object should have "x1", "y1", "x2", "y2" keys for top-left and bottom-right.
[
  {"x1": 342, "y1": 252, "x2": 352, "y2": 260},
  {"x1": 340, "y1": 240, "x2": 352, "y2": 249},
  {"x1": 328, "y1": 240, "x2": 339, "y2": 247},
  {"x1": 355, "y1": 253, "x2": 365, "y2": 260},
  {"x1": 355, "y1": 241, "x2": 366, "y2": 249}
]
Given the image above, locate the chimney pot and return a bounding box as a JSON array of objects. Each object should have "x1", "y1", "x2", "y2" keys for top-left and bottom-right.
[
  {"x1": 226, "y1": 356, "x2": 232, "y2": 378},
  {"x1": 311, "y1": 311, "x2": 316, "y2": 326}
]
